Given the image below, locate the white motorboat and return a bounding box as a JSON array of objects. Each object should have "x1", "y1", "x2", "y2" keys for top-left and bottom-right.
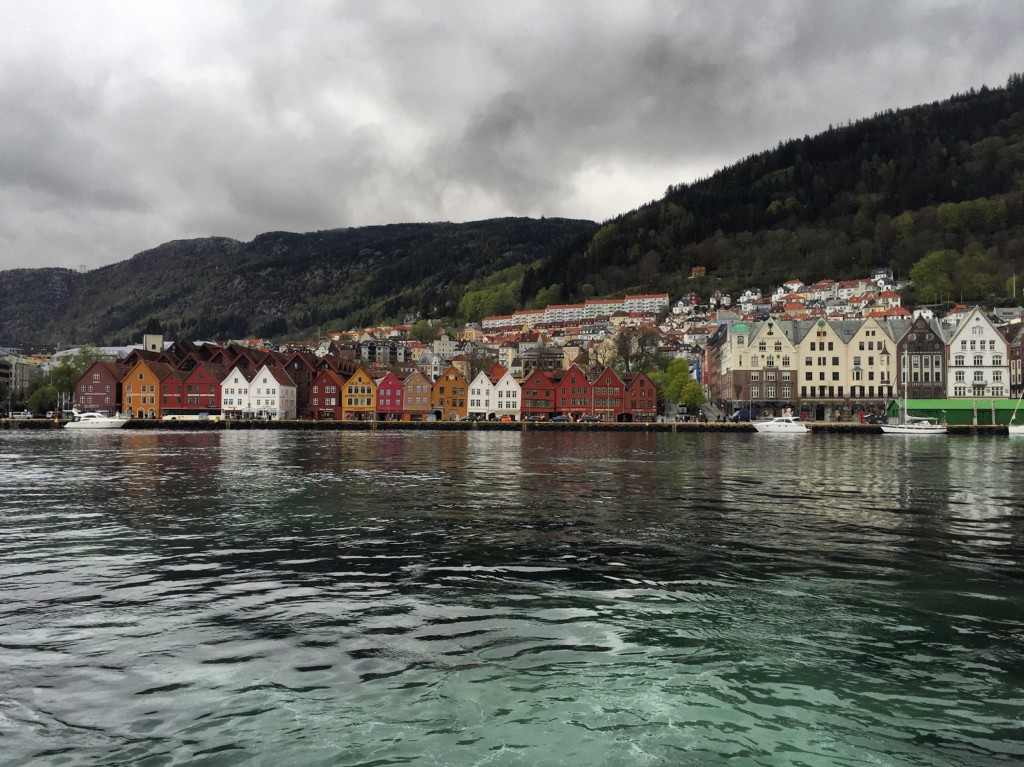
[
  {"x1": 752, "y1": 415, "x2": 809, "y2": 434},
  {"x1": 64, "y1": 410, "x2": 130, "y2": 430}
]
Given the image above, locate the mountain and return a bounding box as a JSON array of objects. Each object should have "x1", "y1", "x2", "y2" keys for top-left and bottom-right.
[
  {"x1": 0, "y1": 218, "x2": 597, "y2": 348},
  {"x1": 524, "y1": 73, "x2": 1024, "y2": 306},
  {"x1": 4, "y1": 74, "x2": 1024, "y2": 349}
]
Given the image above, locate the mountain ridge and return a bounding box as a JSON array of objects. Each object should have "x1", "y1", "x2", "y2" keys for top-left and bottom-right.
[{"x1": 4, "y1": 74, "x2": 1024, "y2": 348}]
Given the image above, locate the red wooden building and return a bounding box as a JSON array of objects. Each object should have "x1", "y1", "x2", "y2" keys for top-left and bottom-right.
[
  {"x1": 555, "y1": 363, "x2": 592, "y2": 419},
  {"x1": 591, "y1": 367, "x2": 626, "y2": 422},
  {"x1": 375, "y1": 371, "x2": 405, "y2": 421},
  {"x1": 623, "y1": 371, "x2": 658, "y2": 422},
  {"x1": 520, "y1": 369, "x2": 557, "y2": 419},
  {"x1": 73, "y1": 361, "x2": 126, "y2": 415},
  {"x1": 309, "y1": 369, "x2": 348, "y2": 420}
]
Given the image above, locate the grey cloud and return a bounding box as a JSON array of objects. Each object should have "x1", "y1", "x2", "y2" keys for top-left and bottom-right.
[{"x1": 0, "y1": 1, "x2": 1021, "y2": 271}]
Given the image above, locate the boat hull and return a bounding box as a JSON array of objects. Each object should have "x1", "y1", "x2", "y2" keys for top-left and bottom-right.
[
  {"x1": 64, "y1": 416, "x2": 129, "y2": 430},
  {"x1": 879, "y1": 423, "x2": 947, "y2": 435},
  {"x1": 752, "y1": 417, "x2": 809, "y2": 434}
]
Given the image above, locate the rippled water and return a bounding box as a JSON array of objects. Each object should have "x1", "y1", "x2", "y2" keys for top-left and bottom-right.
[{"x1": 1, "y1": 430, "x2": 1022, "y2": 766}]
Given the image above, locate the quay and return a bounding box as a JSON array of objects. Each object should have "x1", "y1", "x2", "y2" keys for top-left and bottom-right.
[{"x1": 0, "y1": 418, "x2": 1010, "y2": 435}]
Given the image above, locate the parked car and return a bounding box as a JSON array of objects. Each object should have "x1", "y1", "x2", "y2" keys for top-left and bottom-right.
[
  {"x1": 729, "y1": 409, "x2": 754, "y2": 422},
  {"x1": 524, "y1": 414, "x2": 546, "y2": 422},
  {"x1": 579, "y1": 415, "x2": 601, "y2": 423},
  {"x1": 460, "y1": 413, "x2": 483, "y2": 422},
  {"x1": 550, "y1": 414, "x2": 570, "y2": 422},
  {"x1": 863, "y1": 413, "x2": 887, "y2": 424},
  {"x1": 499, "y1": 415, "x2": 514, "y2": 422},
  {"x1": 9, "y1": 410, "x2": 33, "y2": 419}
]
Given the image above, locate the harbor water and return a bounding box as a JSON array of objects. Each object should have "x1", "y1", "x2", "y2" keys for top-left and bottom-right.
[{"x1": 1, "y1": 429, "x2": 1022, "y2": 766}]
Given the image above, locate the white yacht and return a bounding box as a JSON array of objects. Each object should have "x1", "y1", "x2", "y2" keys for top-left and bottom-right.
[
  {"x1": 64, "y1": 411, "x2": 130, "y2": 430},
  {"x1": 752, "y1": 415, "x2": 809, "y2": 434}
]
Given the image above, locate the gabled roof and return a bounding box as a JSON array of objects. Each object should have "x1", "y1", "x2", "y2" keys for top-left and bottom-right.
[
  {"x1": 183, "y1": 361, "x2": 230, "y2": 382},
  {"x1": 224, "y1": 365, "x2": 258, "y2": 383},
  {"x1": 313, "y1": 368, "x2": 349, "y2": 387}
]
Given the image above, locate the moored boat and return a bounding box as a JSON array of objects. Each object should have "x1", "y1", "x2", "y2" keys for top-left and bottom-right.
[
  {"x1": 883, "y1": 352, "x2": 947, "y2": 435},
  {"x1": 752, "y1": 415, "x2": 809, "y2": 434},
  {"x1": 1009, "y1": 392, "x2": 1024, "y2": 435},
  {"x1": 64, "y1": 410, "x2": 130, "y2": 430},
  {"x1": 879, "y1": 415, "x2": 946, "y2": 435}
]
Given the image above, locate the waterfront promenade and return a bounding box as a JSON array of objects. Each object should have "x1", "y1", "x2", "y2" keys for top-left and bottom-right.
[{"x1": 0, "y1": 417, "x2": 1009, "y2": 435}]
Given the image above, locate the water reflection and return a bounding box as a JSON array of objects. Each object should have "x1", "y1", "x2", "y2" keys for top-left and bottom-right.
[{"x1": 1, "y1": 430, "x2": 1022, "y2": 767}]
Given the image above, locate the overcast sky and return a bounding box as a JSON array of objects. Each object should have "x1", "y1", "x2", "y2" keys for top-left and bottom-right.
[{"x1": 1, "y1": 1, "x2": 1022, "y2": 272}]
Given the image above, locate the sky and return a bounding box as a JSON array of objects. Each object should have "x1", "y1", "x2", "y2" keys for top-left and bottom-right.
[{"x1": 1, "y1": 1, "x2": 1022, "y2": 272}]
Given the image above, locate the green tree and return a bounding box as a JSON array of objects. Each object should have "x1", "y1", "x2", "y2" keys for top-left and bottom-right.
[
  {"x1": 531, "y1": 283, "x2": 563, "y2": 309},
  {"x1": 651, "y1": 358, "x2": 707, "y2": 412},
  {"x1": 407, "y1": 319, "x2": 441, "y2": 343},
  {"x1": 458, "y1": 289, "x2": 494, "y2": 323},
  {"x1": 679, "y1": 378, "x2": 706, "y2": 412},
  {"x1": 892, "y1": 211, "x2": 914, "y2": 244},
  {"x1": 28, "y1": 385, "x2": 58, "y2": 416},
  {"x1": 909, "y1": 250, "x2": 957, "y2": 302},
  {"x1": 650, "y1": 357, "x2": 690, "y2": 402}
]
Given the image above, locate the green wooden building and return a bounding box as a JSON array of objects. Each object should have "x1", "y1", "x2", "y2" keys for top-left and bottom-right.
[{"x1": 886, "y1": 398, "x2": 1024, "y2": 426}]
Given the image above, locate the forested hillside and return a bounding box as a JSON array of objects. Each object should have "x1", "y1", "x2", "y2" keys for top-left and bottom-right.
[
  {"x1": 0, "y1": 218, "x2": 597, "y2": 347},
  {"x1": 4, "y1": 74, "x2": 1024, "y2": 349},
  {"x1": 524, "y1": 73, "x2": 1024, "y2": 306}
]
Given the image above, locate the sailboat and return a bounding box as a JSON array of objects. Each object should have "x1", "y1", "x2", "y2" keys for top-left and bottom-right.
[
  {"x1": 1009, "y1": 390, "x2": 1024, "y2": 436},
  {"x1": 880, "y1": 353, "x2": 947, "y2": 435}
]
